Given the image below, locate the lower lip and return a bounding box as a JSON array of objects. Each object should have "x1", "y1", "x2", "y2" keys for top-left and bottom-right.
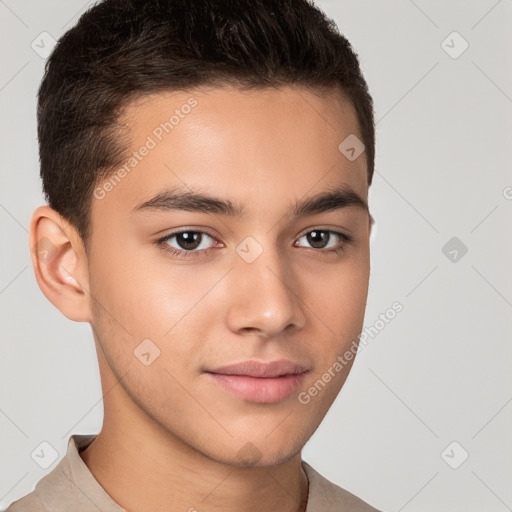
[{"x1": 206, "y1": 372, "x2": 307, "y2": 403}]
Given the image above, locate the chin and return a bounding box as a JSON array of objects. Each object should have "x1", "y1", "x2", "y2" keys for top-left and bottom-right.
[{"x1": 218, "y1": 438, "x2": 302, "y2": 468}]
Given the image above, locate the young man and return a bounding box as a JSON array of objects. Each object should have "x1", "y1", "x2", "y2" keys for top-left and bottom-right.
[{"x1": 8, "y1": 0, "x2": 381, "y2": 510}]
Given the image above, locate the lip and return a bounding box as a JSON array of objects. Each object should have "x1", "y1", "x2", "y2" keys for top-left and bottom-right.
[{"x1": 206, "y1": 359, "x2": 310, "y2": 403}]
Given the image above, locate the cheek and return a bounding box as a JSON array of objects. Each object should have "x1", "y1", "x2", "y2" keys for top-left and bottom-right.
[
  {"x1": 302, "y1": 260, "x2": 369, "y2": 383},
  {"x1": 309, "y1": 260, "x2": 369, "y2": 326},
  {"x1": 90, "y1": 244, "x2": 211, "y2": 338}
]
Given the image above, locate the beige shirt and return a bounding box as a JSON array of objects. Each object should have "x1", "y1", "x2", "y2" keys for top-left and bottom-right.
[{"x1": 6, "y1": 434, "x2": 381, "y2": 511}]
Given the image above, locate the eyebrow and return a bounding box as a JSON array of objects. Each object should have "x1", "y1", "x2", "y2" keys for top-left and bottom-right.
[{"x1": 130, "y1": 184, "x2": 368, "y2": 219}]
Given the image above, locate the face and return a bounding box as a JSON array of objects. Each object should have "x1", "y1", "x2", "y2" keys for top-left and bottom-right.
[{"x1": 86, "y1": 85, "x2": 372, "y2": 466}]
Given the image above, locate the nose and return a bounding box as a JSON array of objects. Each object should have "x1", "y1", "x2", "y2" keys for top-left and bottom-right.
[{"x1": 224, "y1": 242, "x2": 306, "y2": 339}]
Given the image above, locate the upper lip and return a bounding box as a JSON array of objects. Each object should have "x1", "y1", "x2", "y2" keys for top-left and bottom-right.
[{"x1": 207, "y1": 359, "x2": 310, "y2": 378}]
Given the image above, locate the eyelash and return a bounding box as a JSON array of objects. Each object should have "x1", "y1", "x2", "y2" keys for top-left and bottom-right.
[{"x1": 155, "y1": 229, "x2": 354, "y2": 260}]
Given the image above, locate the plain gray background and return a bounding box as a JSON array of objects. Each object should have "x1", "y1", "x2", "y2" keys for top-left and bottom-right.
[{"x1": 1, "y1": 1, "x2": 511, "y2": 511}]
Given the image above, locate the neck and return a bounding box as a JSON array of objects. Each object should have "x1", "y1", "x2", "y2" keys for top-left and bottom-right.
[
  {"x1": 80, "y1": 425, "x2": 309, "y2": 512},
  {"x1": 79, "y1": 385, "x2": 309, "y2": 512}
]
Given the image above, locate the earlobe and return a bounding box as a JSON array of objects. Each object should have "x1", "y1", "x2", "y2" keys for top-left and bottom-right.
[{"x1": 29, "y1": 205, "x2": 91, "y2": 322}]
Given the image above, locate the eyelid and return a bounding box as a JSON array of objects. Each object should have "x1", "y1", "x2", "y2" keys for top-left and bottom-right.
[
  {"x1": 155, "y1": 228, "x2": 222, "y2": 249},
  {"x1": 156, "y1": 227, "x2": 221, "y2": 242},
  {"x1": 296, "y1": 224, "x2": 352, "y2": 238}
]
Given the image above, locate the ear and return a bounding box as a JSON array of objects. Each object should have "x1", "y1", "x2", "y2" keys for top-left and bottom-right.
[
  {"x1": 29, "y1": 205, "x2": 91, "y2": 322},
  {"x1": 368, "y1": 213, "x2": 375, "y2": 234}
]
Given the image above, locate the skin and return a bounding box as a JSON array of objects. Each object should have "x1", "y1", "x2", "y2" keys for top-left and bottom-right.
[{"x1": 29, "y1": 84, "x2": 373, "y2": 512}]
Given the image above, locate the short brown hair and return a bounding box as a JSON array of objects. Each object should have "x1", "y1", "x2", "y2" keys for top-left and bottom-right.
[{"x1": 37, "y1": 0, "x2": 375, "y2": 250}]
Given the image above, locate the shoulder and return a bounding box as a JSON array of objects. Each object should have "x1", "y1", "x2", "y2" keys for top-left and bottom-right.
[
  {"x1": 302, "y1": 460, "x2": 382, "y2": 512},
  {"x1": 4, "y1": 491, "x2": 46, "y2": 511},
  {"x1": 3, "y1": 434, "x2": 126, "y2": 512},
  {"x1": 3, "y1": 436, "x2": 79, "y2": 512},
  {"x1": 3, "y1": 459, "x2": 70, "y2": 512}
]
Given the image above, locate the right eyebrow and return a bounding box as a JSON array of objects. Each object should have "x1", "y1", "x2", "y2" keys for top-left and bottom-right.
[{"x1": 130, "y1": 186, "x2": 246, "y2": 217}]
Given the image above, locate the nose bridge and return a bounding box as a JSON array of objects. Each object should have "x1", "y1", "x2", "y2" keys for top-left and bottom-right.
[{"x1": 226, "y1": 235, "x2": 305, "y2": 336}]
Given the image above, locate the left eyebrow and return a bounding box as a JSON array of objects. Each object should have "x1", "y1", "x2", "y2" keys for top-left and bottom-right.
[
  {"x1": 292, "y1": 186, "x2": 369, "y2": 218},
  {"x1": 130, "y1": 184, "x2": 369, "y2": 218}
]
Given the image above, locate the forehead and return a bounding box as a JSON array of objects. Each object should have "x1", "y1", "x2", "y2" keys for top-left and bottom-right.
[{"x1": 93, "y1": 85, "x2": 368, "y2": 221}]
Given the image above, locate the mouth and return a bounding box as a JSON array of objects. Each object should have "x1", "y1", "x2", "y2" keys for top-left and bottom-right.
[{"x1": 205, "y1": 359, "x2": 310, "y2": 404}]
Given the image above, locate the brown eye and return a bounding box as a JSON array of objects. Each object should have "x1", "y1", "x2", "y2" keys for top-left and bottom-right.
[
  {"x1": 173, "y1": 231, "x2": 203, "y2": 250},
  {"x1": 296, "y1": 230, "x2": 352, "y2": 252},
  {"x1": 305, "y1": 230, "x2": 330, "y2": 249},
  {"x1": 158, "y1": 230, "x2": 218, "y2": 257}
]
